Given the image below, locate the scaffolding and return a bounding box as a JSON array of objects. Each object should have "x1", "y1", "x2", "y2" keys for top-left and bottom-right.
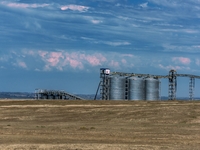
[
  {"x1": 100, "y1": 68, "x2": 110, "y2": 100},
  {"x1": 168, "y1": 70, "x2": 177, "y2": 100}
]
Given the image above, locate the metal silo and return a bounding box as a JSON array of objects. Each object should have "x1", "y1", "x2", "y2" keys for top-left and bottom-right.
[
  {"x1": 128, "y1": 77, "x2": 145, "y2": 100},
  {"x1": 145, "y1": 77, "x2": 160, "y2": 101},
  {"x1": 109, "y1": 76, "x2": 126, "y2": 100}
]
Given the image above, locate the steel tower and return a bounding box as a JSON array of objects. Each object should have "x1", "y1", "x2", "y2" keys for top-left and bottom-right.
[
  {"x1": 100, "y1": 68, "x2": 110, "y2": 100},
  {"x1": 168, "y1": 70, "x2": 177, "y2": 100},
  {"x1": 189, "y1": 77, "x2": 195, "y2": 100}
]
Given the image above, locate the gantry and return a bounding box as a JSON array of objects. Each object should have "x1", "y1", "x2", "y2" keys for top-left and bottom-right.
[{"x1": 98, "y1": 68, "x2": 200, "y2": 100}]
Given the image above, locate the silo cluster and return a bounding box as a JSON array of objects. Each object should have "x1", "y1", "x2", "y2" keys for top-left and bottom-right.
[{"x1": 107, "y1": 75, "x2": 160, "y2": 101}]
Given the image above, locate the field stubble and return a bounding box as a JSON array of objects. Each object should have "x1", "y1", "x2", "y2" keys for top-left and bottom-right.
[{"x1": 0, "y1": 100, "x2": 200, "y2": 149}]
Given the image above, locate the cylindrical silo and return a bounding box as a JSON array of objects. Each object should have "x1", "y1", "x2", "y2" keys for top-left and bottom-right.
[
  {"x1": 109, "y1": 76, "x2": 126, "y2": 100},
  {"x1": 145, "y1": 77, "x2": 160, "y2": 101},
  {"x1": 128, "y1": 77, "x2": 145, "y2": 100}
]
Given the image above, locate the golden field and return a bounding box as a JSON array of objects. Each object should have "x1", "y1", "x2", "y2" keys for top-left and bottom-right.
[{"x1": 0, "y1": 100, "x2": 200, "y2": 149}]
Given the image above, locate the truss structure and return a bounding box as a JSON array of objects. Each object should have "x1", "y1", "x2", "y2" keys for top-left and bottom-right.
[
  {"x1": 98, "y1": 69, "x2": 200, "y2": 100},
  {"x1": 168, "y1": 70, "x2": 177, "y2": 100},
  {"x1": 189, "y1": 77, "x2": 195, "y2": 100},
  {"x1": 35, "y1": 89, "x2": 84, "y2": 100},
  {"x1": 100, "y1": 72, "x2": 109, "y2": 100}
]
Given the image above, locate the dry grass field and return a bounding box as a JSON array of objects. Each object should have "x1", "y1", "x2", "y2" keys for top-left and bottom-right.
[{"x1": 0, "y1": 100, "x2": 200, "y2": 150}]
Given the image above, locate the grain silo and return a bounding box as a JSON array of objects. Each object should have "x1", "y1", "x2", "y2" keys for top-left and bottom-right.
[
  {"x1": 145, "y1": 77, "x2": 160, "y2": 101},
  {"x1": 128, "y1": 77, "x2": 145, "y2": 100},
  {"x1": 109, "y1": 75, "x2": 126, "y2": 100}
]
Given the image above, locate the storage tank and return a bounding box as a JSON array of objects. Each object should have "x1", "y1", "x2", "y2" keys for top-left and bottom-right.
[
  {"x1": 109, "y1": 76, "x2": 126, "y2": 100},
  {"x1": 128, "y1": 77, "x2": 145, "y2": 100},
  {"x1": 145, "y1": 77, "x2": 160, "y2": 101}
]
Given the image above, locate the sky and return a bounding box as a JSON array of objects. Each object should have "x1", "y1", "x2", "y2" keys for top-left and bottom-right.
[{"x1": 1, "y1": 0, "x2": 200, "y2": 97}]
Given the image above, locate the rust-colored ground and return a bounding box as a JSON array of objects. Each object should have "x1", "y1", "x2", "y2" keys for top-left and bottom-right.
[{"x1": 0, "y1": 100, "x2": 200, "y2": 150}]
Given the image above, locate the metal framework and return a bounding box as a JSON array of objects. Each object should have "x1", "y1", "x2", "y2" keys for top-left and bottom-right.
[
  {"x1": 100, "y1": 70, "x2": 110, "y2": 100},
  {"x1": 189, "y1": 77, "x2": 195, "y2": 100},
  {"x1": 168, "y1": 70, "x2": 177, "y2": 100},
  {"x1": 35, "y1": 89, "x2": 84, "y2": 100},
  {"x1": 98, "y1": 69, "x2": 200, "y2": 100}
]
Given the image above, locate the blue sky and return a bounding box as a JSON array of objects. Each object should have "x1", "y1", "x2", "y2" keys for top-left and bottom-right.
[{"x1": 1, "y1": 0, "x2": 200, "y2": 97}]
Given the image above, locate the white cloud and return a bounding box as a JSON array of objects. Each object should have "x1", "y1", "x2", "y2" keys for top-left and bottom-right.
[
  {"x1": 60, "y1": 5, "x2": 89, "y2": 12},
  {"x1": 172, "y1": 57, "x2": 191, "y2": 65},
  {"x1": 196, "y1": 59, "x2": 200, "y2": 66},
  {"x1": 91, "y1": 20, "x2": 102, "y2": 24},
  {"x1": 193, "y1": 45, "x2": 200, "y2": 48},
  {"x1": 13, "y1": 61, "x2": 27, "y2": 69},
  {"x1": 159, "y1": 64, "x2": 190, "y2": 71},
  {"x1": 18, "y1": 61, "x2": 27, "y2": 68},
  {"x1": 109, "y1": 60, "x2": 119, "y2": 68},
  {"x1": 140, "y1": 2, "x2": 148, "y2": 8},
  {"x1": 182, "y1": 29, "x2": 199, "y2": 34},
  {"x1": 162, "y1": 44, "x2": 200, "y2": 53},
  {"x1": 148, "y1": 0, "x2": 179, "y2": 8},
  {"x1": 19, "y1": 50, "x2": 141, "y2": 71},
  {"x1": 1, "y1": 2, "x2": 49, "y2": 8},
  {"x1": 0, "y1": 55, "x2": 9, "y2": 62},
  {"x1": 105, "y1": 41, "x2": 131, "y2": 46}
]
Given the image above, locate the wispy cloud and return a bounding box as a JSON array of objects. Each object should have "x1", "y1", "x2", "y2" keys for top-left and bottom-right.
[
  {"x1": 2, "y1": 49, "x2": 200, "y2": 75},
  {"x1": 139, "y1": 2, "x2": 148, "y2": 8},
  {"x1": 172, "y1": 57, "x2": 191, "y2": 65},
  {"x1": 159, "y1": 64, "x2": 190, "y2": 71},
  {"x1": 0, "y1": 55, "x2": 9, "y2": 62},
  {"x1": 18, "y1": 61, "x2": 27, "y2": 68},
  {"x1": 162, "y1": 44, "x2": 200, "y2": 53},
  {"x1": 1, "y1": 1, "x2": 49, "y2": 9},
  {"x1": 91, "y1": 20, "x2": 102, "y2": 24},
  {"x1": 149, "y1": 0, "x2": 182, "y2": 8},
  {"x1": 17, "y1": 50, "x2": 139, "y2": 71},
  {"x1": 60, "y1": 5, "x2": 89, "y2": 12},
  {"x1": 196, "y1": 59, "x2": 200, "y2": 66},
  {"x1": 104, "y1": 41, "x2": 131, "y2": 46},
  {"x1": 109, "y1": 60, "x2": 119, "y2": 68},
  {"x1": 1, "y1": 1, "x2": 200, "y2": 74},
  {"x1": 13, "y1": 61, "x2": 27, "y2": 69}
]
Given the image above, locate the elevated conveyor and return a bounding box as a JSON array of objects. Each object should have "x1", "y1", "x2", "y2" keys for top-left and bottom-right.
[{"x1": 35, "y1": 89, "x2": 84, "y2": 100}]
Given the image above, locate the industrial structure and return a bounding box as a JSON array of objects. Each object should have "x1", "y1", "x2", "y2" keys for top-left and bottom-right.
[
  {"x1": 34, "y1": 68, "x2": 200, "y2": 101},
  {"x1": 98, "y1": 68, "x2": 200, "y2": 101},
  {"x1": 35, "y1": 89, "x2": 84, "y2": 100}
]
